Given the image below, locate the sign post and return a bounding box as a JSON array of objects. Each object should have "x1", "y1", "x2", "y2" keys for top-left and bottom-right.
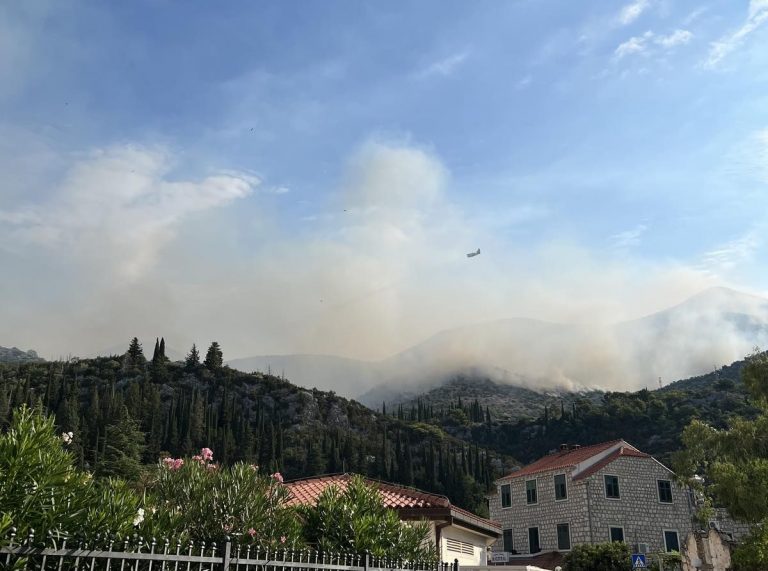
[{"x1": 631, "y1": 554, "x2": 647, "y2": 568}]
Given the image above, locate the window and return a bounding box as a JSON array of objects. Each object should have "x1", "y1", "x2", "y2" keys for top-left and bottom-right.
[
  {"x1": 658, "y1": 479, "x2": 673, "y2": 503},
  {"x1": 664, "y1": 530, "x2": 680, "y2": 553},
  {"x1": 503, "y1": 529, "x2": 514, "y2": 553},
  {"x1": 526, "y1": 479, "x2": 538, "y2": 504},
  {"x1": 501, "y1": 483, "x2": 512, "y2": 508},
  {"x1": 557, "y1": 523, "x2": 571, "y2": 550},
  {"x1": 609, "y1": 527, "x2": 625, "y2": 542},
  {"x1": 528, "y1": 527, "x2": 540, "y2": 554},
  {"x1": 604, "y1": 475, "x2": 620, "y2": 499},
  {"x1": 554, "y1": 473, "x2": 568, "y2": 500}
]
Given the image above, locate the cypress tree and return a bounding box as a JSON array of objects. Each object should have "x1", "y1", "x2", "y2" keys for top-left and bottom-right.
[{"x1": 151, "y1": 338, "x2": 160, "y2": 363}]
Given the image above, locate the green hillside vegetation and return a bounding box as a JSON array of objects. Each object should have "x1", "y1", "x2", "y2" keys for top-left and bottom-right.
[
  {"x1": 388, "y1": 375, "x2": 603, "y2": 423},
  {"x1": 385, "y1": 358, "x2": 760, "y2": 466},
  {"x1": 0, "y1": 338, "x2": 499, "y2": 516}
]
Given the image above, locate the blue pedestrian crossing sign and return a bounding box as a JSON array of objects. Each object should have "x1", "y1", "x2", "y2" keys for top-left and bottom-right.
[{"x1": 631, "y1": 554, "x2": 647, "y2": 568}]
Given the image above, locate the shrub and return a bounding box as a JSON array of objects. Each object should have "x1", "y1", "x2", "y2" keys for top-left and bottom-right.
[
  {"x1": 562, "y1": 541, "x2": 631, "y2": 571},
  {"x1": 0, "y1": 406, "x2": 139, "y2": 543},
  {"x1": 300, "y1": 475, "x2": 436, "y2": 561},
  {"x1": 139, "y1": 452, "x2": 302, "y2": 546}
]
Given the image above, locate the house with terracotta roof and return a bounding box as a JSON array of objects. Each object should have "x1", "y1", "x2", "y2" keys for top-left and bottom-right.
[
  {"x1": 489, "y1": 440, "x2": 696, "y2": 563},
  {"x1": 285, "y1": 474, "x2": 501, "y2": 566}
]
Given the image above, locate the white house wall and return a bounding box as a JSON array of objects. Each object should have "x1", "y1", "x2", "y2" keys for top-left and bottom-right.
[{"x1": 440, "y1": 524, "x2": 493, "y2": 566}]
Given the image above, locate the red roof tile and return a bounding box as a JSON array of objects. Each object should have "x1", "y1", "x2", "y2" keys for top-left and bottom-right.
[
  {"x1": 572, "y1": 445, "x2": 650, "y2": 481},
  {"x1": 498, "y1": 440, "x2": 627, "y2": 480},
  {"x1": 284, "y1": 473, "x2": 450, "y2": 508},
  {"x1": 284, "y1": 473, "x2": 500, "y2": 534}
]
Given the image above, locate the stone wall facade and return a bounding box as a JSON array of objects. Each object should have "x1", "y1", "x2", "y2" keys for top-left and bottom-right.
[{"x1": 489, "y1": 456, "x2": 696, "y2": 555}]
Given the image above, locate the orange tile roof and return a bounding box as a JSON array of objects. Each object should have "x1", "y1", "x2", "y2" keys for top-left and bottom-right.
[
  {"x1": 284, "y1": 473, "x2": 500, "y2": 534},
  {"x1": 572, "y1": 445, "x2": 649, "y2": 481},
  {"x1": 498, "y1": 440, "x2": 627, "y2": 480},
  {"x1": 284, "y1": 473, "x2": 450, "y2": 508}
]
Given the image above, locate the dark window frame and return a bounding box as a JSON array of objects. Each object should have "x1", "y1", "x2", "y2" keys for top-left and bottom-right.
[
  {"x1": 658, "y1": 479, "x2": 673, "y2": 503},
  {"x1": 502, "y1": 529, "x2": 514, "y2": 553},
  {"x1": 604, "y1": 474, "x2": 620, "y2": 499},
  {"x1": 664, "y1": 530, "x2": 680, "y2": 553},
  {"x1": 556, "y1": 523, "x2": 571, "y2": 551},
  {"x1": 554, "y1": 473, "x2": 568, "y2": 501},
  {"x1": 528, "y1": 527, "x2": 541, "y2": 554},
  {"x1": 501, "y1": 483, "x2": 512, "y2": 508},
  {"x1": 609, "y1": 526, "x2": 625, "y2": 543},
  {"x1": 526, "y1": 479, "x2": 538, "y2": 505}
]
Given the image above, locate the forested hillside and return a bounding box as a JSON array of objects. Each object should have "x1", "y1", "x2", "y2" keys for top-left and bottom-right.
[
  {"x1": 389, "y1": 357, "x2": 761, "y2": 466},
  {"x1": 386, "y1": 375, "x2": 603, "y2": 422},
  {"x1": 0, "y1": 338, "x2": 501, "y2": 516}
]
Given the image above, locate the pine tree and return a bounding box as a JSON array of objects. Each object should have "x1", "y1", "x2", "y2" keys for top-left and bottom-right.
[
  {"x1": 151, "y1": 338, "x2": 160, "y2": 363},
  {"x1": 96, "y1": 406, "x2": 146, "y2": 481},
  {"x1": 185, "y1": 344, "x2": 201, "y2": 368},
  {"x1": 204, "y1": 342, "x2": 223, "y2": 370},
  {"x1": 159, "y1": 337, "x2": 167, "y2": 361},
  {"x1": 127, "y1": 337, "x2": 144, "y2": 362},
  {"x1": 123, "y1": 337, "x2": 146, "y2": 372}
]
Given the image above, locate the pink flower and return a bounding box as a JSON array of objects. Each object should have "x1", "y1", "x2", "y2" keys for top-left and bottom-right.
[
  {"x1": 280, "y1": 536, "x2": 286, "y2": 544},
  {"x1": 271, "y1": 472, "x2": 284, "y2": 483},
  {"x1": 248, "y1": 528, "x2": 257, "y2": 538},
  {"x1": 201, "y1": 447, "x2": 214, "y2": 462},
  {"x1": 162, "y1": 457, "x2": 184, "y2": 470},
  {"x1": 206, "y1": 463, "x2": 218, "y2": 471},
  {"x1": 192, "y1": 455, "x2": 203, "y2": 464},
  {"x1": 249, "y1": 464, "x2": 259, "y2": 472}
]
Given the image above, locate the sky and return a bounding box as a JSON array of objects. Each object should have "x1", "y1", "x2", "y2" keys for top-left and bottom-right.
[{"x1": 1, "y1": 0, "x2": 768, "y2": 366}]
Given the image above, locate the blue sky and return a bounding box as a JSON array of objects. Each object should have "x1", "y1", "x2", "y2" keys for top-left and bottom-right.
[{"x1": 1, "y1": 0, "x2": 767, "y2": 360}]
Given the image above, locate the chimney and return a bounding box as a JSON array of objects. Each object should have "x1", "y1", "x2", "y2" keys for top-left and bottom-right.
[{"x1": 559, "y1": 444, "x2": 568, "y2": 452}]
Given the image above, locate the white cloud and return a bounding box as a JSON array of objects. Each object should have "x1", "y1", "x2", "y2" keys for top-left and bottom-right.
[
  {"x1": 610, "y1": 224, "x2": 648, "y2": 249},
  {"x1": 614, "y1": 32, "x2": 653, "y2": 59},
  {"x1": 704, "y1": 0, "x2": 768, "y2": 68},
  {"x1": 699, "y1": 232, "x2": 761, "y2": 273},
  {"x1": 618, "y1": 0, "x2": 651, "y2": 25},
  {"x1": 655, "y1": 29, "x2": 694, "y2": 48},
  {"x1": 0, "y1": 145, "x2": 256, "y2": 280},
  {"x1": 614, "y1": 29, "x2": 693, "y2": 61},
  {"x1": 683, "y1": 6, "x2": 709, "y2": 26},
  {"x1": 417, "y1": 50, "x2": 470, "y2": 78}
]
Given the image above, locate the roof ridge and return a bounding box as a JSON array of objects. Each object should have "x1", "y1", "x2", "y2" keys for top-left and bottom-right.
[{"x1": 497, "y1": 439, "x2": 634, "y2": 481}]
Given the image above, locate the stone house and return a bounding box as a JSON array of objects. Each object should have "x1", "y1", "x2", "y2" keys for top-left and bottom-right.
[
  {"x1": 285, "y1": 473, "x2": 500, "y2": 566},
  {"x1": 489, "y1": 440, "x2": 696, "y2": 560}
]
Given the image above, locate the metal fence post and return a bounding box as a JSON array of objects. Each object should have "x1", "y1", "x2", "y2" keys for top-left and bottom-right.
[
  {"x1": 364, "y1": 551, "x2": 370, "y2": 571},
  {"x1": 223, "y1": 540, "x2": 232, "y2": 571}
]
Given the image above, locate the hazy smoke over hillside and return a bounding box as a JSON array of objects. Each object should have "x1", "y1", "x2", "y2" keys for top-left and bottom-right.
[{"x1": 2, "y1": 140, "x2": 766, "y2": 394}]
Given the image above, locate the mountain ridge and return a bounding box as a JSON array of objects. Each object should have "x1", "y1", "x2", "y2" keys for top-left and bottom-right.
[{"x1": 227, "y1": 287, "x2": 768, "y2": 398}]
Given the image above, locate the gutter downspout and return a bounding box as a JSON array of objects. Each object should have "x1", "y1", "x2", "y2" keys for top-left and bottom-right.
[{"x1": 585, "y1": 480, "x2": 594, "y2": 544}]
